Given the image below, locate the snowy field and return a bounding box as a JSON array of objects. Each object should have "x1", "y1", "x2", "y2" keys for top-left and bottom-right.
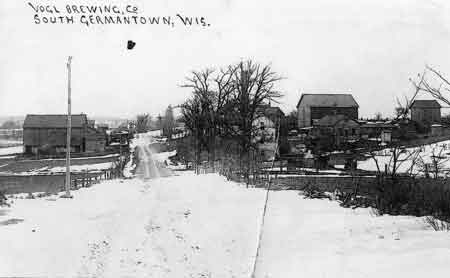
[
  {"x1": 23, "y1": 162, "x2": 115, "y2": 175},
  {"x1": 0, "y1": 139, "x2": 22, "y2": 148},
  {"x1": 1, "y1": 171, "x2": 449, "y2": 277},
  {"x1": 359, "y1": 139, "x2": 450, "y2": 175},
  {"x1": 255, "y1": 191, "x2": 450, "y2": 278},
  {"x1": 0, "y1": 154, "x2": 120, "y2": 175}
]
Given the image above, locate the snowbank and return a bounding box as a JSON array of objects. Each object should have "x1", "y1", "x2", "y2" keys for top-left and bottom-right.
[
  {"x1": 152, "y1": 150, "x2": 176, "y2": 163},
  {"x1": 18, "y1": 153, "x2": 119, "y2": 162},
  {"x1": 2, "y1": 162, "x2": 116, "y2": 176},
  {"x1": 255, "y1": 190, "x2": 450, "y2": 277},
  {"x1": 0, "y1": 155, "x2": 16, "y2": 159},
  {"x1": 43, "y1": 162, "x2": 115, "y2": 173},
  {"x1": 122, "y1": 151, "x2": 135, "y2": 178}
]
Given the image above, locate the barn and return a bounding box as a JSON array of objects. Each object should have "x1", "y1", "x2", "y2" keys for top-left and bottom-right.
[
  {"x1": 296, "y1": 94, "x2": 359, "y2": 128},
  {"x1": 23, "y1": 114, "x2": 106, "y2": 155}
]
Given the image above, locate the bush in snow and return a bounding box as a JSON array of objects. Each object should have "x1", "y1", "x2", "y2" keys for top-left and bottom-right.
[
  {"x1": 424, "y1": 216, "x2": 450, "y2": 231},
  {"x1": 0, "y1": 191, "x2": 10, "y2": 207},
  {"x1": 298, "y1": 175, "x2": 450, "y2": 230},
  {"x1": 373, "y1": 176, "x2": 450, "y2": 229},
  {"x1": 301, "y1": 182, "x2": 330, "y2": 200}
]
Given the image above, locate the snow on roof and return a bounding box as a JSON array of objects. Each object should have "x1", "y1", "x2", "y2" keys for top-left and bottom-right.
[{"x1": 296, "y1": 94, "x2": 358, "y2": 108}]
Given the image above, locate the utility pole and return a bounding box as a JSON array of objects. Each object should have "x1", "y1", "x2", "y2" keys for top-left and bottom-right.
[
  {"x1": 119, "y1": 133, "x2": 123, "y2": 177},
  {"x1": 62, "y1": 56, "x2": 73, "y2": 198}
]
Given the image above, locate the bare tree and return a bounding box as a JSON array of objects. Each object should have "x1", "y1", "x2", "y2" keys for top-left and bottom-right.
[
  {"x1": 411, "y1": 66, "x2": 450, "y2": 105},
  {"x1": 181, "y1": 68, "x2": 215, "y2": 171},
  {"x1": 162, "y1": 105, "x2": 176, "y2": 140},
  {"x1": 209, "y1": 67, "x2": 238, "y2": 168},
  {"x1": 180, "y1": 95, "x2": 206, "y2": 174},
  {"x1": 179, "y1": 60, "x2": 282, "y2": 180},
  {"x1": 394, "y1": 73, "x2": 425, "y2": 120},
  {"x1": 136, "y1": 113, "x2": 150, "y2": 133},
  {"x1": 416, "y1": 144, "x2": 450, "y2": 179},
  {"x1": 228, "y1": 60, "x2": 283, "y2": 183}
]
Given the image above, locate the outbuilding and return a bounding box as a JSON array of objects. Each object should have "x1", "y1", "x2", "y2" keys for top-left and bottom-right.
[{"x1": 23, "y1": 114, "x2": 106, "y2": 155}]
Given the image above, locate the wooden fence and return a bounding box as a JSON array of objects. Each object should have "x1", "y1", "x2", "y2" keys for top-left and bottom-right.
[
  {"x1": 0, "y1": 166, "x2": 124, "y2": 194},
  {"x1": 197, "y1": 160, "x2": 450, "y2": 196}
]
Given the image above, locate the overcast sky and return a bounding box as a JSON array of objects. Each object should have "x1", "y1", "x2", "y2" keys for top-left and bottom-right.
[{"x1": 1, "y1": 0, "x2": 450, "y2": 119}]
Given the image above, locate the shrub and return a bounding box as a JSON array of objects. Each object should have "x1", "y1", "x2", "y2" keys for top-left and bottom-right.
[
  {"x1": 424, "y1": 216, "x2": 450, "y2": 231},
  {"x1": 0, "y1": 191, "x2": 10, "y2": 207}
]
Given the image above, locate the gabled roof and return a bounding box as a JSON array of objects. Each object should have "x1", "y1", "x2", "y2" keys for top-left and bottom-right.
[
  {"x1": 411, "y1": 100, "x2": 441, "y2": 109},
  {"x1": 23, "y1": 114, "x2": 88, "y2": 128},
  {"x1": 297, "y1": 94, "x2": 359, "y2": 108},
  {"x1": 316, "y1": 114, "x2": 359, "y2": 127}
]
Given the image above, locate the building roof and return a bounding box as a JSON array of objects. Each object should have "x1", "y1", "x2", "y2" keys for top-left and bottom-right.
[
  {"x1": 360, "y1": 122, "x2": 396, "y2": 129},
  {"x1": 256, "y1": 105, "x2": 285, "y2": 123},
  {"x1": 410, "y1": 99, "x2": 441, "y2": 109},
  {"x1": 296, "y1": 94, "x2": 359, "y2": 108},
  {"x1": 316, "y1": 114, "x2": 358, "y2": 127},
  {"x1": 23, "y1": 114, "x2": 88, "y2": 128}
]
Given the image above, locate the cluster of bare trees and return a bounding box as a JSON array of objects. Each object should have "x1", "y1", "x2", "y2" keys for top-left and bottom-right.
[
  {"x1": 135, "y1": 106, "x2": 176, "y2": 137},
  {"x1": 179, "y1": 60, "x2": 282, "y2": 178},
  {"x1": 136, "y1": 113, "x2": 151, "y2": 133}
]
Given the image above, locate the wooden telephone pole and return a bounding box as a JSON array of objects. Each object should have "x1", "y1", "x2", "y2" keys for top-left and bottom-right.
[{"x1": 62, "y1": 56, "x2": 73, "y2": 198}]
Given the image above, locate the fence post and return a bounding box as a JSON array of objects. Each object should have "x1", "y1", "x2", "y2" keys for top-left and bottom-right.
[{"x1": 84, "y1": 170, "x2": 87, "y2": 187}]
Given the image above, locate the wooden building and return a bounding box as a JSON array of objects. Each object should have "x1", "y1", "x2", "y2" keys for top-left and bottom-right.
[
  {"x1": 410, "y1": 100, "x2": 441, "y2": 129},
  {"x1": 296, "y1": 94, "x2": 359, "y2": 128},
  {"x1": 23, "y1": 114, "x2": 106, "y2": 155},
  {"x1": 313, "y1": 114, "x2": 360, "y2": 147}
]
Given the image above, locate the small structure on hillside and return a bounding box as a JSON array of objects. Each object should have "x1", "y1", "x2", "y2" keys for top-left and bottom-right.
[
  {"x1": 410, "y1": 100, "x2": 441, "y2": 130},
  {"x1": 296, "y1": 93, "x2": 359, "y2": 128},
  {"x1": 23, "y1": 114, "x2": 107, "y2": 155},
  {"x1": 360, "y1": 121, "x2": 396, "y2": 142},
  {"x1": 431, "y1": 124, "x2": 443, "y2": 137},
  {"x1": 313, "y1": 114, "x2": 360, "y2": 147}
]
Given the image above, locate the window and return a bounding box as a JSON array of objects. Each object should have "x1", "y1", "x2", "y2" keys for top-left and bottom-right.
[{"x1": 260, "y1": 122, "x2": 265, "y2": 130}]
